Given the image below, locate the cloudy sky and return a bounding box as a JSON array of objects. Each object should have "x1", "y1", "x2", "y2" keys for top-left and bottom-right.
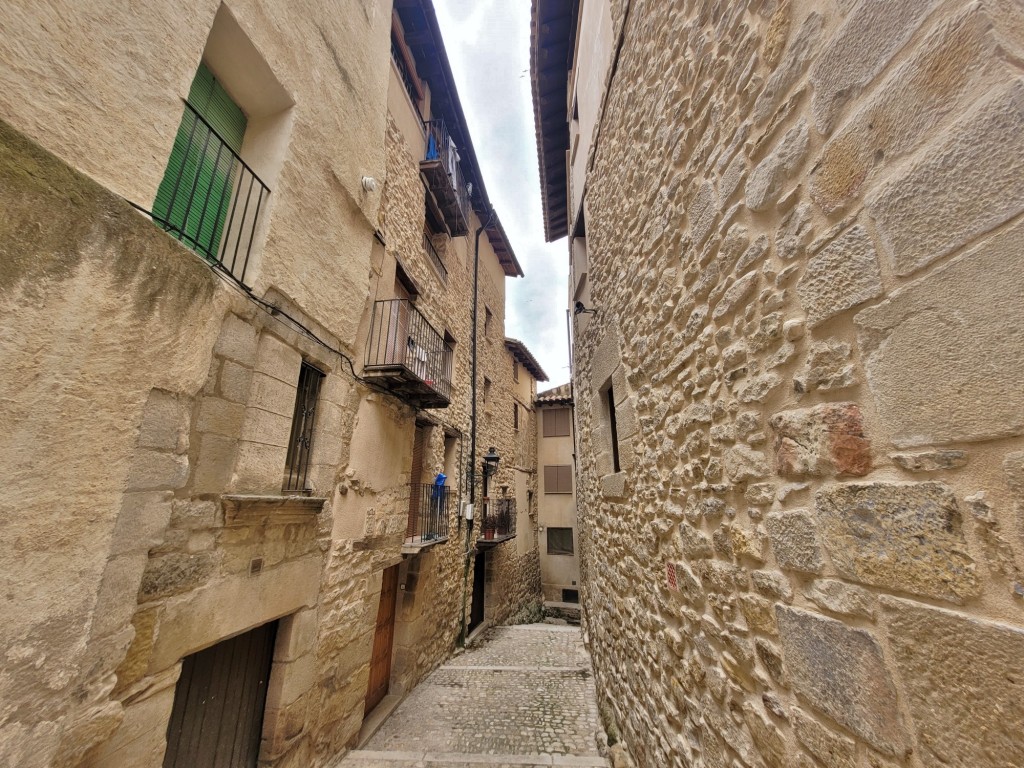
[{"x1": 433, "y1": 0, "x2": 571, "y2": 389}]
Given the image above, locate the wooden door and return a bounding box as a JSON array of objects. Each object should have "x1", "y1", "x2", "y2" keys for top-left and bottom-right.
[
  {"x1": 469, "y1": 552, "x2": 485, "y2": 632},
  {"x1": 164, "y1": 620, "x2": 278, "y2": 768},
  {"x1": 365, "y1": 565, "x2": 399, "y2": 715}
]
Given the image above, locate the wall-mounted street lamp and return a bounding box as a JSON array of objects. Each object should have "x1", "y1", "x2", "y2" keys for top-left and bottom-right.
[
  {"x1": 481, "y1": 447, "x2": 500, "y2": 540},
  {"x1": 573, "y1": 300, "x2": 596, "y2": 316}
]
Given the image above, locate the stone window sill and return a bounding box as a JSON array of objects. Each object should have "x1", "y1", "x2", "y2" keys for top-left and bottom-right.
[
  {"x1": 221, "y1": 494, "x2": 327, "y2": 526},
  {"x1": 401, "y1": 536, "x2": 449, "y2": 555}
]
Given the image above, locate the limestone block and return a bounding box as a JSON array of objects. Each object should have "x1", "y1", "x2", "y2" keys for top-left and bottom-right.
[
  {"x1": 796, "y1": 226, "x2": 882, "y2": 327},
  {"x1": 743, "y1": 703, "x2": 788, "y2": 768},
  {"x1": 771, "y1": 403, "x2": 870, "y2": 478},
  {"x1": 790, "y1": 707, "x2": 856, "y2": 768},
  {"x1": 248, "y1": 371, "x2": 299, "y2": 417},
  {"x1": 745, "y1": 483, "x2": 775, "y2": 506},
  {"x1": 601, "y1": 471, "x2": 627, "y2": 499},
  {"x1": 891, "y1": 450, "x2": 967, "y2": 472},
  {"x1": 810, "y1": 0, "x2": 937, "y2": 133},
  {"x1": 191, "y1": 433, "x2": 238, "y2": 495},
  {"x1": 737, "y1": 372, "x2": 782, "y2": 404},
  {"x1": 854, "y1": 218, "x2": 1024, "y2": 446},
  {"x1": 794, "y1": 340, "x2": 856, "y2": 393},
  {"x1": 88, "y1": 679, "x2": 177, "y2": 768},
  {"x1": 765, "y1": 510, "x2": 824, "y2": 573},
  {"x1": 136, "y1": 389, "x2": 190, "y2": 452},
  {"x1": 254, "y1": 332, "x2": 303, "y2": 385},
  {"x1": 724, "y1": 444, "x2": 770, "y2": 482},
  {"x1": 195, "y1": 396, "x2": 246, "y2": 437},
  {"x1": 755, "y1": 637, "x2": 786, "y2": 685},
  {"x1": 750, "y1": 570, "x2": 793, "y2": 602},
  {"x1": 110, "y1": 491, "x2": 173, "y2": 556},
  {"x1": 125, "y1": 449, "x2": 189, "y2": 492},
  {"x1": 689, "y1": 180, "x2": 718, "y2": 245},
  {"x1": 884, "y1": 598, "x2": 1024, "y2": 767},
  {"x1": 1004, "y1": 451, "x2": 1024, "y2": 497},
  {"x1": 804, "y1": 579, "x2": 875, "y2": 619},
  {"x1": 746, "y1": 119, "x2": 809, "y2": 211},
  {"x1": 816, "y1": 482, "x2": 979, "y2": 602},
  {"x1": 213, "y1": 313, "x2": 258, "y2": 366},
  {"x1": 812, "y1": 6, "x2": 999, "y2": 214},
  {"x1": 219, "y1": 359, "x2": 253, "y2": 403},
  {"x1": 775, "y1": 606, "x2": 905, "y2": 754},
  {"x1": 90, "y1": 553, "x2": 150, "y2": 638},
  {"x1": 712, "y1": 270, "x2": 759, "y2": 321},
  {"x1": 754, "y1": 13, "x2": 824, "y2": 125},
  {"x1": 679, "y1": 523, "x2": 713, "y2": 560},
  {"x1": 739, "y1": 594, "x2": 777, "y2": 635},
  {"x1": 869, "y1": 79, "x2": 1024, "y2": 275},
  {"x1": 138, "y1": 551, "x2": 218, "y2": 602}
]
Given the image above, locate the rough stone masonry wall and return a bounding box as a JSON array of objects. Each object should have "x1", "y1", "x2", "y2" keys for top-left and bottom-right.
[{"x1": 573, "y1": 2, "x2": 1024, "y2": 767}]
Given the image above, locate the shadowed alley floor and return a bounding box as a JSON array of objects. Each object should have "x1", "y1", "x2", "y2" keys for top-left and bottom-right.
[{"x1": 335, "y1": 623, "x2": 608, "y2": 768}]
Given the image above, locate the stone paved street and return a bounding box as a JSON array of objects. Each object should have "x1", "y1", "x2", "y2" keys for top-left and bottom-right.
[{"x1": 335, "y1": 624, "x2": 607, "y2": 768}]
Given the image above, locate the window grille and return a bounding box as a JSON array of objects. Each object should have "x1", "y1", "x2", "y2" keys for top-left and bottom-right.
[{"x1": 284, "y1": 362, "x2": 324, "y2": 492}]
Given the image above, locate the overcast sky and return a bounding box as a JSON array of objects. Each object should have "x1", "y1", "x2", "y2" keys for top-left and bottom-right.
[{"x1": 433, "y1": 0, "x2": 571, "y2": 389}]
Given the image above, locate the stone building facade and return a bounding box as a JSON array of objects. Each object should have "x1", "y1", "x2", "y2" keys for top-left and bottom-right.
[
  {"x1": 535, "y1": 383, "x2": 582, "y2": 606},
  {"x1": 0, "y1": 1, "x2": 541, "y2": 766},
  {"x1": 533, "y1": 1, "x2": 1024, "y2": 767}
]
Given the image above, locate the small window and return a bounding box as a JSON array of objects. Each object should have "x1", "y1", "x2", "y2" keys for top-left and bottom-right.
[
  {"x1": 484, "y1": 306, "x2": 493, "y2": 338},
  {"x1": 483, "y1": 376, "x2": 491, "y2": 403},
  {"x1": 547, "y1": 527, "x2": 574, "y2": 555},
  {"x1": 284, "y1": 362, "x2": 325, "y2": 492},
  {"x1": 513, "y1": 403, "x2": 519, "y2": 431},
  {"x1": 562, "y1": 588, "x2": 579, "y2": 603},
  {"x1": 544, "y1": 465, "x2": 573, "y2": 494},
  {"x1": 607, "y1": 386, "x2": 621, "y2": 473},
  {"x1": 513, "y1": 360, "x2": 519, "y2": 382},
  {"x1": 543, "y1": 408, "x2": 571, "y2": 438}
]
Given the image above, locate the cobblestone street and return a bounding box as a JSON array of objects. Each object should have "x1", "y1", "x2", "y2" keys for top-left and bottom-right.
[{"x1": 336, "y1": 624, "x2": 607, "y2": 768}]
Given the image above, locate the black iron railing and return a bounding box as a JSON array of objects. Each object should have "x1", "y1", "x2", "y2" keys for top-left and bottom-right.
[
  {"x1": 364, "y1": 299, "x2": 453, "y2": 402},
  {"x1": 406, "y1": 483, "x2": 451, "y2": 543},
  {"x1": 138, "y1": 101, "x2": 269, "y2": 287},
  {"x1": 423, "y1": 119, "x2": 470, "y2": 230},
  {"x1": 423, "y1": 231, "x2": 447, "y2": 282},
  {"x1": 283, "y1": 362, "x2": 324, "y2": 493},
  {"x1": 480, "y1": 498, "x2": 516, "y2": 540}
]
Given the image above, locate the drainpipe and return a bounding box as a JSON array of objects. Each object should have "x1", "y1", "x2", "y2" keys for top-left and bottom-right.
[{"x1": 459, "y1": 205, "x2": 496, "y2": 647}]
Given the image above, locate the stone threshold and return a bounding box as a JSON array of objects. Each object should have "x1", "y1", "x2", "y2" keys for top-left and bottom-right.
[
  {"x1": 357, "y1": 693, "x2": 405, "y2": 748},
  {"x1": 443, "y1": 665, "x2": 588, "y2": 673},
  {"x1": 344, "y1": 750, "x2": 607, "y2": 766}
]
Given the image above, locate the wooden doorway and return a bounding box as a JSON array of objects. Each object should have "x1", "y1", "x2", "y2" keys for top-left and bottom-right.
[
  {"x1": 163, "y1": 620, "x2": 278, "y2": 768},
  {"x1": 469, "y1": 552, "x2": 486, "y2": 633},
  {"x1": 365, "y1": 565, "x2": 399, "y2": 715}
]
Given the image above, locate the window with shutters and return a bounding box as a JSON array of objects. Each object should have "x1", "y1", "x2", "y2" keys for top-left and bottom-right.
[
  {"x1": 513, "y1": 402, "x2": 519, "y2": 431},
  {"x1": 547, "y1": 527, "x2": 574, "y2": 555},
  {"x1": 543, "y1": 465, "x2": 573, "y2": 494},
  {"x1": 153, "y1": 62, "x2": 269, "y2": 284},
  {"x1": 542, "y1": 408, "x2": 572, "y2": 438}
]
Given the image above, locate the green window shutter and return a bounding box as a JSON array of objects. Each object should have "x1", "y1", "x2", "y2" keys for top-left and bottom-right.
[{"x1": 153, "y1": 63, "x2": 247, "y2": 261}]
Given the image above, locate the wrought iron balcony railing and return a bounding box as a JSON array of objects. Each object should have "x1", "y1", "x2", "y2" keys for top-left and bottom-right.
[
  {"x1": 422, "y1": 119, "x2": 471, "y2": 237},
  {"x1": 423, "y1": 231, "x2": 447, "y2": 282},
  {"x1": 364, "y1": 299, "x2": 453, "y2": 408},
  {"x1": 479, "y1": 497, "x2": 516, "y2": 544},
  {"x1": 406, "y1": 483, "x2": 451, "y2": 544},
  {"x1": 134, "y1": 101, "x2": 269, "y2": 287}
]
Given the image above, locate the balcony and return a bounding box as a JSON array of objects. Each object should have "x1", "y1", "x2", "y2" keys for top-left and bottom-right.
[
  {"x1": 364, "y1": 299, "x2": 453, "y2": 409},
  {"x1": 138, "y1": 101, "x2": 269, "y2": 288},
  {"x1": 478, "y1": 497, "x2": 516, "y2": 547},
  {"x1": 405, "y1": 483, "x2": 451, "y2": 546},
  {"x1": 421, "y1": 120, "x2": 471, "y2": 237}
]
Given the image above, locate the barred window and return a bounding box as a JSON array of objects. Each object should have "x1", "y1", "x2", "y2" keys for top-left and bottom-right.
[{"x1": 547, "y1": 528, "x2": 574, "y2": 556}]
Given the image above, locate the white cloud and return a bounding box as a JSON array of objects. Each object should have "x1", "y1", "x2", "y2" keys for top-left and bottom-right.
[{"x1": 434, "y1": 0, "x2": 571, "y2": 387}]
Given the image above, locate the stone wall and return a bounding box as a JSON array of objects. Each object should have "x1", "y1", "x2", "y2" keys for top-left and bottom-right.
[{"x1": 570, "y1": 2, "x2": 1024, "y2": 767}]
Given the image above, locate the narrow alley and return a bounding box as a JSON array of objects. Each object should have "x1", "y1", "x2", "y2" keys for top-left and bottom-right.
[{"x1": 337, "y1": 624, "x2": 607, "y2": 768}]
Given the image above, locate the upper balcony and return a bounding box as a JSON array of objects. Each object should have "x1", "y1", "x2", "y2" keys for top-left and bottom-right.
[
  {"x1": 422, "y1": 120, "x2": 471, "y2": 237},
  {"x1": 478, "y1": 497, "x2": 516, "y2": 548},
  {"x1": 364, "y1": 299, "x2": 453, "y2": 409}
]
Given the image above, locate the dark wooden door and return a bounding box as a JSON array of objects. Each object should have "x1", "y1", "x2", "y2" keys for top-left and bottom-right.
[
  {"x1": 365, "y1": 565, "x2": 399, "y2": 715},
  {"x1": 469, "y1": 552, "x2": 485, "y2": 632},
  {"x1": 164, "y1": 620, "x2": 278, "y2": 768}
]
